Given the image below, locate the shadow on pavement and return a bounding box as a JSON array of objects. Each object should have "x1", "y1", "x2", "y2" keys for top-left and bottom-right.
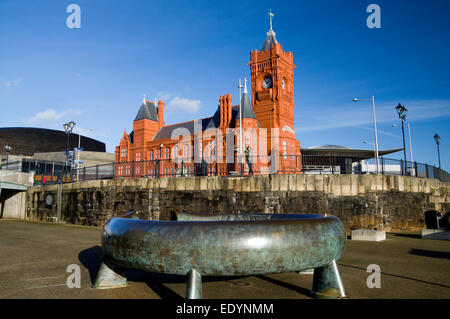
[
  {"x1": 409, "y1": 248, "x2": 450, "y2": 260},
  {"x1": 338, "y1": 263, "x2": 450, "y2": 289},
  {"x1": 256, "y1": 275, "x2": 312, "y2": 298},
  {"x1": 78, "y1": 245, "x2": 103, "y2": 285},
  {"x1": 78, "y1": 247, "x2": 251, "y2": 299},
  {"x1": 389, "y1": 233, "x2": 421, "y2": 239},
  {"x1": 126, "y1": 269, "x2": 251, "y2": 299}
]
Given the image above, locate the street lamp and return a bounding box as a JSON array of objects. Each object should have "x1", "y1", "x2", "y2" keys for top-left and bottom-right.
[
  {"x1": 238, "y1": 78, "x2": 244, "y2": 174},
  {"x1": 434, "y1": 133, "x2": 441, "y2": 169},
  {"x1": 63, "y1": 121, "x2": 76, "y2": 182},
  {"x1": 393, "y1": 121, "x2": 415, "y2": 176},
  {"x1": 353, "y1": 96, "x2": 379, "y2": 173},
  {"x1": 395, "y1": 103, "x2": 408, "y2": 175}
]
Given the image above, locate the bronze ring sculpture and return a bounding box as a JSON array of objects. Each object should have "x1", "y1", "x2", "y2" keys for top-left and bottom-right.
[{"x1": 93, "y1": 211, "x2": 347, "y2": 299}]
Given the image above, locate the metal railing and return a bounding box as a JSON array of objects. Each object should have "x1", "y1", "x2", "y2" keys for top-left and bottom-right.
[{"x1": 28, "y1": 155, "x2": 449, "y2": 185}]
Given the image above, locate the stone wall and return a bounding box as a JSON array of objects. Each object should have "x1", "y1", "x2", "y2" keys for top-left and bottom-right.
[{"x1": 25, "y1": 174, "x2": 450, "y2": 232}]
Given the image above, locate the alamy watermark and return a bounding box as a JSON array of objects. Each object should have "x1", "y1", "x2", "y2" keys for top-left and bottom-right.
[
  {"x1": 366, "y1": 4, "x2": 381, "y2": 29},
  {"x1": 66, "y1": 264, "x2": 81, "y2": 288},
  {"x1": 66, "y1": 4, "x2": 81, "y2": 29},
  {"x1": 366, "y1": 264, "x2": 381, "y2": 288}
]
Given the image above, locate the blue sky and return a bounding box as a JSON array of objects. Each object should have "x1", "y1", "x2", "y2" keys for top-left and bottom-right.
[{"x1": 0, "y1": 0, "x2": 449, "y2": 170}]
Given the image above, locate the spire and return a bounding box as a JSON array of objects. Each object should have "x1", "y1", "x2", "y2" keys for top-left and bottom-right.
[
  {"x1": 237, "y1": 78, "x2": 257, "y2": 120},
  {"x1": 134, "y1": 95, "x2": 159, "y2": 121},
  {"x1": 261, "y1": 9, "x2": 278, "y2": 51}
]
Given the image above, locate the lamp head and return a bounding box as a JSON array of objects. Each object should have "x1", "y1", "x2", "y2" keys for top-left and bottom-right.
[
  {"x1": 352, "y1": 98, "x2": 358, "y2": 102},
  {"x1": 434, "y1": 133, "x2": 440, "y2": 144},
  {"x1": 395, "y1": 103, "x2": 407, "y2": 119}
]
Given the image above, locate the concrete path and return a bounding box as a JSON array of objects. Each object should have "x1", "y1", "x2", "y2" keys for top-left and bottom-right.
[{"x1": 0, "y1": 219, "x2": 449, "y2": 299}]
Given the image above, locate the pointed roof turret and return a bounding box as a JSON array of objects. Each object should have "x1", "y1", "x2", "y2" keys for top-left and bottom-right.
[
  {"x1": 237, "y1": 78, "x2": 257, "y2": 120},
  {"x1": 134, "y1": 95, "x2": 159, "y2": 121},
  {"x1": 261, "y1": 9, "x2": 278, "y2": 51}
]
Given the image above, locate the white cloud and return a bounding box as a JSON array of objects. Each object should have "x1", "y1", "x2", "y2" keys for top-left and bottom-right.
[
  {"x1": 28, "y1": 108, "x2": 81, "y2": 123},
  {"x1": 166, "y1": 96, "x2": 201, "y2": 114},
  {"x1": 1, "y1": 78, "x2": 22, "y2": 88},
  {"x1": 74, "y1": 127, "x2": 94, "y2": 137}
]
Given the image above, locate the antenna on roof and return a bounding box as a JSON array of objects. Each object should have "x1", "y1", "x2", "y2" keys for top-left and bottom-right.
[
  {"x1": 244, "y1": 77, "x2": 248, "y2": 93},
  {"x1": 143, "y1": 94, "x2": 146, "y2": 104}
]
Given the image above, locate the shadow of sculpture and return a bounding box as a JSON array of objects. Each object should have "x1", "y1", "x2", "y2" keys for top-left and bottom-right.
[
  {"x1": 78, "y1": 245, "x2": 104, "y2": 285},
  {"x1": 408, "y1": 248, "x2": 450, "y2": 260},
  {"x1": 256, "y1": 275, "x2": 313, "y2": 298}
]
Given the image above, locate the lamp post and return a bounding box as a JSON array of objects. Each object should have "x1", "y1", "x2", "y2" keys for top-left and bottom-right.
[
  {"x1": 353, "y1": 96, "x2": 379, "y2": 173},
  {"x1": 158, "y1": 143, "x2": 163, "y2": 178},
  {"x1": 393, "y1": 122, "x2": 414, "y2": 176},
  {"x1": 238, "y1": 78, "x2": 243, "y2": 174},
  {"x1": 395, "y1": 103, "x2": 408, "y2": 175},
  {"x1": 63, "y1": 121, "x2": 76, "y2": 182},
  {"x1": 434, "y1": 133, "x2": 441, "y2": 169},
  {"x1": 363, "y1": 141, "x2": 376, "y2": 173}
]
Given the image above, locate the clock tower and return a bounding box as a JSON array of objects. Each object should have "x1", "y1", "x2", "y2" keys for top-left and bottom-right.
[{"x1": 248, "y1": 10, "x2": 300, "y2": 156}]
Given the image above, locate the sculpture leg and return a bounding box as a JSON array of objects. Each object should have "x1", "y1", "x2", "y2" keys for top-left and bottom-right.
[
  {"x1": 186, "y1": 268, "x2": 202, "y2": 299},
  {"x1": 92, "y1": 259, "x2": 128, "y2": 289},
  {"x1": 312, "y1": 260, "x2": 346, "y2": 298}
]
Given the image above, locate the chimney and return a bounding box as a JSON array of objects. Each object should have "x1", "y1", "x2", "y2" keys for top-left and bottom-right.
[
  {"x1": 226, "y1": 93, "x2": 232, "y2": 127},
  {"x1": 219, "y1": 95, "x2": 225, "y2": 128},
  {"x1": 158, "y1": 100, "x2": 165, "y2": 127}
]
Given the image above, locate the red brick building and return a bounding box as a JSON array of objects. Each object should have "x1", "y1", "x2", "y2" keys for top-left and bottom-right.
[{"x1": 115, "y1": 18, "x2": 302, "y2": 178}]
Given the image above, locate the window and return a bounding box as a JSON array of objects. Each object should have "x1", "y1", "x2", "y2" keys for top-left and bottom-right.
[
  {"x1": 136, "y1": 152, "x2": 141, "y2": 162},
  {"x1": 173, "y1": 146, "x2": 179, "y2": 159},
  {"x1": 283, "y1": 141, "x2": 287, "y2": 159},
  {"x1": 121, "y1": 148, "x2": 127, "y2": 159},
  {"x1": 166, "y1": 148, "x2": 170, "y2": 159},
  {"x1": 183, "y1": 144, "x2": 190, "y2": 160}
]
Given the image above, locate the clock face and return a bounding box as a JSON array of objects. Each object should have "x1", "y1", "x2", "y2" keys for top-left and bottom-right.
[
  {"x1": 282, "y1": 79, "x2": 286, "y2": 89},
  {"x1": 262, "y1": 77, "x2": 272, "y2": 89}
]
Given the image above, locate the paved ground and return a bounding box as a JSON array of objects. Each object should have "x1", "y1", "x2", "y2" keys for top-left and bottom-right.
[{"x1": 0, "y1": 219, "x2": 449, "y2": 299}]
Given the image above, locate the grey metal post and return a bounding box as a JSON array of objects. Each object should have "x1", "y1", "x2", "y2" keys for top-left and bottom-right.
[
  {"x1": 186, "y1": 268, "x2": 202, "y2": 299},
  {"x1": 57, "y1": 183, "x2": 62, "y2": 223}
]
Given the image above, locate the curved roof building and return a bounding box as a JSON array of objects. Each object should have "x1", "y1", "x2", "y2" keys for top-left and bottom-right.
[{"x1": 0, "y1": 127, "x2": 106, "y2": 156}]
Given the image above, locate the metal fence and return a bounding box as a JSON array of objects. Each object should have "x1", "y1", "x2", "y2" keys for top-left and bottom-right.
[{"x1": 31, "y1": 155, "x2": 449, "y2": 185}]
